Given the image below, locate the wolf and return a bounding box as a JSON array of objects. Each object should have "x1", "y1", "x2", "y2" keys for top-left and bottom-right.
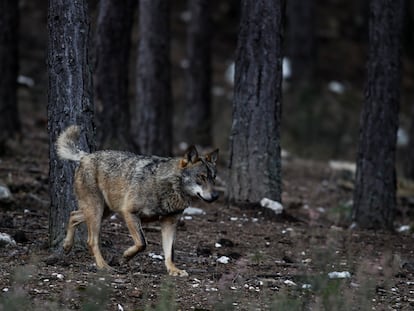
[{"x1": 57, "y1": 125, "x2": 219, "y2": 277}]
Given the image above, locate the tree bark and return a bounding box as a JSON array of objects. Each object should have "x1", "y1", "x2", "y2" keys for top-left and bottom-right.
[
  {"x1": 0, "y1": 0, "x2": 20, "y2": 146},
  {"x1": 406, "y1": 105, "x2": 414, "y2": 179},
  {"x1": 352, "y1": 0, "x2": 404, "y2": 230},
  {"x1": 184, "y1": 0, "x2": 212, "y2": 146},
  {"x1": 229, "y1": 0, "x2": 284, "y2": 205},
  {"x1": 94, "y1": 0, "x2": 136, "y2": 151},
  {"x1": 47, "y1": 0, "x2": 94, "y2": 250},
  {"x1": 134, "y1": 0, "x2": 172, "y2": 156}
]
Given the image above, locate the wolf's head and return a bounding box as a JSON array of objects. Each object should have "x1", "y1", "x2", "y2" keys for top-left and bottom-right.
[{"x1": 179, "y1": 146, "x2": 219, "y2": 203}]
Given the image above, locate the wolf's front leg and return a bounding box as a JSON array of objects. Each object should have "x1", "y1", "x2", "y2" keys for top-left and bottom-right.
[
  {"x1": 160, "y1": 215, "x2": 188, "y2": 277},
  {"x1": 121, "y1": 211, "x2": 147, "y2": 260}
]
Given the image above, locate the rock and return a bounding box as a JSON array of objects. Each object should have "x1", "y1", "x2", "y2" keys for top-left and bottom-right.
[
  {"x1": 284, "y1": 280, "x2": 297, "y2": 286},
  {"x1": 328, "y1": 81, "x2": 345, "y2": 94},
  {"x1": 328, "y1": 271, "x2": 351, "y2": 279},
  {"x1": 0, "y1": 232, "x2": 16, "y2": 247},
  {"x1": 183, "y1": 206, "x2": 205, "y2": 216},
  {"x1": 217, "y1": 256, "x2": 230, "y2": 264},
  {"x1": 148, "y1": 252, "x2": 163, "y2": 260},
  {"x1": 260, "y1": 198, "x2": 283, "y2": 214},
  {"x1": 0, "y1": 185, "x2": 12, "y2": 201}
]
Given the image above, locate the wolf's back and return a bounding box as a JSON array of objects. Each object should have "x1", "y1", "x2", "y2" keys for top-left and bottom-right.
[{"x1": 56, "y1": 125, "x2": 88, "y2": 162}]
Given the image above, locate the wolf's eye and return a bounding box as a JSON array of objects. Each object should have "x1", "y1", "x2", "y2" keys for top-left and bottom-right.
[{"x1": 196, "y1": 174, "x2": 206, "y2": 185}]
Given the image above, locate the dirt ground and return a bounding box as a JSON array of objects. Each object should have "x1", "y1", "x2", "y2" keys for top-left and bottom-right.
[{"x1": 1, "y1": 119, "x2": 414, "y2": 311}]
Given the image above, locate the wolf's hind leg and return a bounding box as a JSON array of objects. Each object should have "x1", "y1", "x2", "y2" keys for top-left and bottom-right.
[
  {"x1": 121, "y1": 211, "x2": 147, "y2": 260},
  {"x1": 63, "y1": 210, "x2": 85, "y2": 253},
  {"x1": 82, "y1": 199, "x2": 112, "y2": 270}
]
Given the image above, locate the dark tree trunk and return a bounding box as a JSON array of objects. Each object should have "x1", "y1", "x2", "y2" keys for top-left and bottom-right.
[
  {"x1": 352, "y1": 0, "x2": 404, "y2": 230},
  {"x1": 94, "y1": 0, "x2": 136, "y2": 151},
  {"x1": 184, "y1": 0, "x2": 212, "y2": 146},
  {"x1": 229, "y1": 0, "x2": 284, "y2": 205},
  {"x1": 47, "y1": 0, "x2": 94, "y2": 250},
  {"x1": 286, "y1": 0, "x2": 315, "y2": 84},
  {"x1": 0, "y1": 0, "x2": 20, "y2": 146},
  {"x1": 134, "y1": 0, "x2": 172, "y2": 156},
  {"x1": 406, "y1": 105, "x2": 414, "y2": 179}
]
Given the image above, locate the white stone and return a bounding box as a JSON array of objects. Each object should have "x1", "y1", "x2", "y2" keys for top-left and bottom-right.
[
  {"x1": 328, "y1": 271, "x2": 351, "y2": 279},
  {"x1": 217, "y1": 256, "x2": 230, "y2": 264},
  {"x1": 0, "y1": 232, "x2": 16, "y2": 247},
  {"x1": 328, "y1": 81, "x2": 345, "y2": 94},
  {"x1": 260, "y1": 198, "x2": 283, "y2": 214},
  {"x1": 0, "y1": 185, "x2": 12, "y2": 201},
  {"x1": 183, "y1": 207, "x2": 205, "y2": 216}
]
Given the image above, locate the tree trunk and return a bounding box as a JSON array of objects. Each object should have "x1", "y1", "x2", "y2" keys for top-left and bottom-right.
[
  {"x1": 229, "y1": 0, "x2": 284, "y2": 205},
  {"x1": 406, "y1": 105, "x2": 414, "y2": 179},
  {"x1": 286, "y1": 0, "x2": 315, "y2": 84},
  {"x1": 134, "y1": 0, "x2": 172, "y2": 156},
  {"x1": 184, "y1": 0, "x2": 212, "y2": 146},
  {"x1": 47, "y1": 0, "x2": 94, "y2": 250},
  {"x1": 0, "y1": 0, "x2": 20, "y2": 146},
  {"x1": 352, "y1": 0, "x2": 404, "y2": 230},
  {"x1": 94, "y1": 0, "x2": 136, "y2": 151}
]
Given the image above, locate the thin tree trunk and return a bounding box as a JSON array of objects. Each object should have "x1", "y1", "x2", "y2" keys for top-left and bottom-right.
[
  {"x1": 94, "y1": 0, "x2": 136, "y2": 151},
  {"x1": 353, "y1": 0, "x2": 404, "y2": 230},
  {"x1": 134, "y1": 0, "x2": 172, "y2": 156},
  {"x1": 0, "y1": 0, "x2": 20, "y2": 146},
  {"x1": 229, "y1": 0, "x2": 284, "y2": 205},
  {"x1": 47, "y1": 0, "x2": 94, "y2": 250},
  {"x1": 184, "y1": 0, "x2": 212, "y2": 146}
]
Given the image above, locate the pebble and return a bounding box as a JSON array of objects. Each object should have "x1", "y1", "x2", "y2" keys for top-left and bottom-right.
[
  {"x1": 217, "y1": 256, "x2": 230, "y2": 264},
  {"x1": 260, "y1": 198, "x2": 283, "y2": 214},
  {"x1": 0, "y1": 185, "x2": 12, "y2": 201},
  {"x1": 328, "y1": 271, "x2": 351, "y2": 279},
  {"x1": 0, "y1": 232, "x2": 16, "y2": 247},
  {"x1": 183, "y1": 207, "x2": 205, "y2": 216}
]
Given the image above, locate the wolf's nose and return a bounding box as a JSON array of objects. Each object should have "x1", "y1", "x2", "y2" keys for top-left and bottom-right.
[{"x1": 211, "y1": 191, "x2": 219, "y2": 202}]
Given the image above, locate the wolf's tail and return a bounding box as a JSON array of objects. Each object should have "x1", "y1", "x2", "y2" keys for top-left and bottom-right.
[{"x1": 56, "y1": 125, "x2": 88, "y2": 162}]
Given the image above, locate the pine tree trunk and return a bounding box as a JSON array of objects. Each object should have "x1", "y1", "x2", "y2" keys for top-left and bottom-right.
[
  {"x1": 229, "y1": 0, "x2": 284, "y2": 205},
  {"x1": 406, "y1": 105, "x2": 414, "y2": 179},
  {"x1": 352, "y1": 0, "x2": 404, "y2": 230},
  {"x1": 94, "y1": 0, "x2": 136, "y2": 151},
  {"x1": 184, "y1": 0, "x2": 212, "y2": 146},
  {"x1": 47, "y1": 0, "x2": 94, "y2": 250},
  {"x1": 134, "y1": 0, "x2": 172, "y2": 156},
  {"x1": 0, "y1": 0, "x2": 20, "y2": 146}
]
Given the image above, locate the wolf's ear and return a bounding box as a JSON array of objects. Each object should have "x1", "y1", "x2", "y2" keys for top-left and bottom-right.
[
  {"x1": 205, "y1": 149, "x2": 219, "y2": 165},
  {"x1": 180, "y1": 145, "x2": 199, "y2": 168}
]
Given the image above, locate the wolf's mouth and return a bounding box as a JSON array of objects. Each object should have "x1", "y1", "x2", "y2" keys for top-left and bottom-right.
[{"x1": 197, "y1": 192, "x2": 217, "y2": 203}]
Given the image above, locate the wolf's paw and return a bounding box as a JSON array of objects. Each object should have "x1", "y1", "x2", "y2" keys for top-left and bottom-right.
[
  {"x1": 168, "y1": 268, "x2": 189, "y2": 277},
  {"x1": 62, "y1": 240, "x2": 72, "y2": 254},
  {"x1": 97, "y1": 262, "x2": 114, "y2": 271}
]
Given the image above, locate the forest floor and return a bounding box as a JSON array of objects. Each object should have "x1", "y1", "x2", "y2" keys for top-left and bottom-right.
[{"x1": 1, "y1": 119, "x2": 414, "y2": 311}]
